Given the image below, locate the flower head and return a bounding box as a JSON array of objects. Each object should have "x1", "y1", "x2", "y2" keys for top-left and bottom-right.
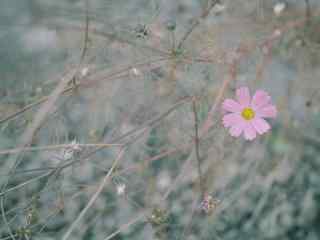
[{"x1": 222, "y1": 87, "x2": 277, "y2": 140}]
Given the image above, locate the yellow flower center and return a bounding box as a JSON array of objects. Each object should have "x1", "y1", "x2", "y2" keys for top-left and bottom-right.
[{"x1": 241, "y1": 107, "x2": 255, "y2": 120}]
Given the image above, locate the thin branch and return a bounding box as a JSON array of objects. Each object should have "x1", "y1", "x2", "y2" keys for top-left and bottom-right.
[
  {"x1": 0, "y1": 57, "x2": 170, "y2": 126},
  {"x1": 103, "y1": 212, "x2": 146, "y2": 240},
  {"x1": 55, "y1": 96, "x2": 193, "y2": 171},
  {"x1": 0, "y1": 143, "x2": 122, "y2": 155},
  {"x1": 80, "y1": 0, "x2": 90, "y2": 62},
  {"x1": 179, "y1": 195, "x2": 201, "y2": 239},
  {"x1": 61, "y1": 148, "x2": 125, "y2": 240},
  {"x1": 305, "y1": 0, "x2": 311, "y2": 26},
  {"x1": 177, "y1": 0, "x2": 220, "y2": 50},
  {"x1": 102, "y1": 124, "x2": 207, "y2": 240},
  {"x1": 0, "y1": 86, "x2": 74, "y2": 125},
  {"x1": 51, "y1": 23, "x2": 170, "y2": 56},
  {"x1": 0, "y1": 172, "x2": 52, "y2": 197},
  {"x1": 0, "y1": 97, "x2": 190, "y2": 206},
  {"x1": 192, "y1": 98, "x2": 205, "y2": 197},
  {"x1": 0, "y1": 1, "x2": 94, "y2": 234}
]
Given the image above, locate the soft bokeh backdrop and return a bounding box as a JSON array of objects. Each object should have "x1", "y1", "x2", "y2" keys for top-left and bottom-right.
[{"x1": 0, "y1": 0, "x2": 320, "y2": 239}]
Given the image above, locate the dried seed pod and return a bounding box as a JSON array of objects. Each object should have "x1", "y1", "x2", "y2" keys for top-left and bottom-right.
[
  {"x1": 200, "y1": 195, "x2": 221, "y2": 215},
  {"x1": 148, "y1": 207, "x2": 169, "y2": 226}
]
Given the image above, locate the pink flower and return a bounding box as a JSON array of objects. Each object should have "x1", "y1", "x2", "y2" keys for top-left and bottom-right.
[{"x1": 222, "y1": 87, "x2": 277, "y2": 140}]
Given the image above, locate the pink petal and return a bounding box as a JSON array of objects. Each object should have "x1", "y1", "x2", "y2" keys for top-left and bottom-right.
[
  {"x1": 256, "y1": 105, "x2": 277, "y2": 118},
  {"x1": 222, "y1": 99, "x2": 242, "y2": 113},
  {"x1": 251, "y1": 118, "x2": 271, "y2": 135},
  {"x1": 243, "y1": 123, "x2": 257, "y2": 140},
  {"x1": 236, "y1": 87, "x2": 251, "y2": 107},
  {"x1": 223, "y1": 113, "x2": 243, "y2": 128},
  {"x1": 251, "y1": 90, "x2": 271, "y2": 109},
  {"x1": 229, "y1": 123, "x2": 245, "y2": 137}
]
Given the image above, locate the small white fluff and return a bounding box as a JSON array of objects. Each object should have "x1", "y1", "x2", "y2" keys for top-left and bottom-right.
[
  {"x1": 273, "y1": 29, "x2": 282, "y2": 37},
  {"x1": 273, "y1": 2, "x2": 286, "y2": 16},
  {"x1": 59, "y1": 139, "x2": 81, "y2": 161},
  {"x1": 157, "y1": 171, "x2": 171, "y2": 190},
  {"x1": 61, "y1": 148, "x2": 74, "y2": 161},
  {"x1": 131, "y1": 67, "x2": 141, "y2": 76},
  {"x1": 81, "y1": 67, "x2": 89, "y2": 77},
  {"x1": 213, "y1": 3, "x2": 226, "y2": 14},
  {"x1": 116, "y1": 183, "x2": 126, "y2": 196}
]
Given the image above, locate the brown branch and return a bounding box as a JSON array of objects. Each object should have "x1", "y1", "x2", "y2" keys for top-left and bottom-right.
[
  {"x1": 80, "y1": 0, "x2": 90, "y2": 62},
  {"x1": 177, "y1": 0, "x2": 220, "y2": 50},
  {"x1": 192, "y1": 98, "x2": 205, "y2": 197},
  {"x1": 0, "y1": 57, "x2": 170, "y2": 125},
  {"x1": 0, "y1": 143, "x2": 122, "y2": 155},
  {"x1": 62, "y1": 148, "x2": 126, "y2": 240}
]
